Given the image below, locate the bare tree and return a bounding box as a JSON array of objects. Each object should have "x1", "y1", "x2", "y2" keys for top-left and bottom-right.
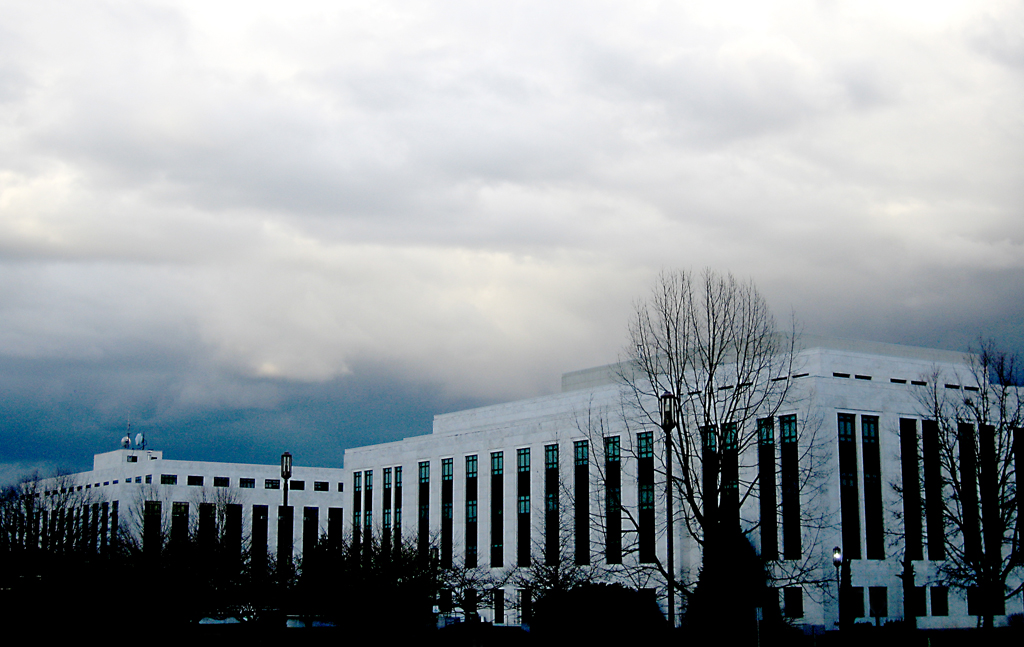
[
  {"x1": 619, "y1": 268, "x2": 829, "y2": 626},
  {"x1": 912, "y1": 339, "x2": 1022, "y2": 628}
]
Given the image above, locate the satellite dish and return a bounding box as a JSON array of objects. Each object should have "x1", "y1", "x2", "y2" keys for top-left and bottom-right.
[
  {"x1": 121, "y1": 436, "x2": 130, "y2": 448},
  {"x1": 135, "y1": 432, "x2": 145, "y2": 449}
]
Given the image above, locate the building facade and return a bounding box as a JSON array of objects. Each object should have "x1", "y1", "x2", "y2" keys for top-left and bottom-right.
[{"x1": 342, "y1": 336, "x2": 1024, "y2": 629}]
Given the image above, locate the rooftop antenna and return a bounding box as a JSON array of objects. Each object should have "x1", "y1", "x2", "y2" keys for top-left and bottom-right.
[{"x1": 122, "y1": 414, "x2": 131, "y2": 449}]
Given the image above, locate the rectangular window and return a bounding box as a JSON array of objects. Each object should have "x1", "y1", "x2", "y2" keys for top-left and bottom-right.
[
  {"x1": 517, "y1": 448, "x2": 530, "y2": 472},
  {"x1": 574, "y1": 440, "x2": 590, "y2": 565},
  {"x1": 418, "y1": 461, "x2": 430, "y2": 555},
  {"x1": 394, "y1": 466, "x2": 402, "y2": 488},
  {"x1": 467, "y1": 499, "x2": 478, "y2": 523},
  {"x1": 314, "y1": 481, "x2": 329, "y2": 492},
  {"x1": 518, "y1": 494, "x2": 530, "y2": 515},
  {"x1": 160, "y1": 474, "x2": 177, "y2": 486},
  {"x1": 862, "y1": 415, "x2": 884, "y2": 559},
  {"x1": 442, "y1": 457, "x2": 453, "y2": 481},
  {"x1": 922, "y1": 419, "x2": 944, "y2": 560},
  {"x1": 419, "y1": 461, "x2": 430, "y2": 484},
  {"x1": 466, "y1": 455, "x2": 478, "y2": 478},
  {"x1": 545, "y1": 444, "x2": 558, "y2": 469},
  {"x1": 899, "y1": 418, "x2": 923, "y2": 561},
  {"x1": 441, "y1": 458, "x2": 454, "y2": 568},
  {"x1": 491, "y1": 451, "x2": 504, "y2": 567},
  {"x1": 784, "y1": 587, "x2": 804, "y2": 618},
  {"x1": 354, "y1": 472, "x2": 362, "y2": 493},
  {"x1": 290, "y1": 480, "x2": 305, "y2": 490},
  {"x1": 869, "y1": 587, "x2": 888, "y2": 618},
  {"x1": 838, "y1": 413, "x2": 861, "y2": 559},
  {"x1": 383, "y1": 468, "x2": 391, "y2": 489},
  {"x1": 930, "y1": 586, "x2": 948, "y2": 616},
  {"x1": 638, "y1": 431, "x2": 655, "y2": 563},
  {"x1": 145, "y1": 474, "x2": 152, "y2": 484},
  {"x1": 265, "y1": 479, "x2": 280, "y2": 490},
  {"x1": 187, "y1": 475, "x2": 203, "y2": 486},
  {"x1": 240, "y1": 478, "x2": 255, "y2": 489},
  {"x1": 491, "y1": 452, "x2": 503, "y2": 475},
  {"x1": 466, "y1": 454, "x2": 479, "y2": 568},
  {"x1": 638, "y1": 431, "x2": 653, "y2": 458},
  {"x1": 780, "y1": 414, "x2": 800, "y2": 559},
  {"x1": 213, "y1": 476, "x2": 229, "y2": 488},
  {"x1": 544, "y1": 444, "x2": 559, "y2": 565},
  {"x1": 574, "y1": 440, "x2": 588, "y2": 466},
  {"x1": 758, "y1": 417, "x2": 778, "y2": 559},
  {"x1": 605, "y1": 436, "x2": 622, "y2": 563}
]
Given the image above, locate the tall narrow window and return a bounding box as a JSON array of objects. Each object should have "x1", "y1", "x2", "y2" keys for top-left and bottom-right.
[
  {"x1": 637, "y1": 431, "x2": 655, "y2": 563},
  {"x1": 899, "y1": 419, "x2": 922, "y2": 561},
  {"x1": 701, "y1": 426, "x2": 719, "y2": 537},
  {"x1": 574, "y1": 440, "x2": 589, "y2": 565},
  {"x1": 363, "y1": 470, "x2": 374, "y2": 549},
  {"x1": 838, "y1": 413, "x2": 861, "y2": 559},
  {"x1": 517, "y1": 448, "x2": 531, "y2": 566},
  {"x1": 544, "y1": 444, "x2": 559, "y2": 566},
  {"x1": 958, "y1": 423, "x2": 981, "y2": 563},
  {"x1": 393, "y1": 466, "x2": 403, "y2": 548},
  {"x1": 491, "y1": 452, "x2": 504, "y2": 567},
  {"x1": 922, "y1": 420, "x2": 943, "y2": 559},
  {"x1": 721, "y1": 422, "x2": 739, "y2": 535},
  {"x1": 441, "y1": 457, "x2": 453, "y2": 568},
  {"x1": 466, "y1": 455, "x2": 479, "y2": 568},
  {"x1": 382, "y1": 467, "x2": 393, "y2": 553},
  {"x1": 862, "y1": 416, "x2": 883, "y2": 559},
  {"x1": 352, "y1": 472, "x2": 362, "y2": 552},
  {"x1": 780, "y1": 415, "x2": 800, "y2": 559},
  {"x1": 418, "y1": 461, "x2": 430, "y2": 556},
  {"x1": 758, "y1": 417, "x2": 778, "y2": 559},
  {"x1": 605, "y1": 436, "x2": 621, "y2": 564}
]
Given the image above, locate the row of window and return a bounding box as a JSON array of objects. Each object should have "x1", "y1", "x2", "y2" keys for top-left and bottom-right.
[{"x1": 142, "y1": 474, "x2": 341, "y2": 491}]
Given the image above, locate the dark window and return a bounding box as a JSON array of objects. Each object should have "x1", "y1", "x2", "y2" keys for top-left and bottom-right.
[
  {"x1": 466, "y1": 455, "x2": 478, "y2": 478},
  {"x1": 214, "y1": 476, "x2": 229, "y2": 488},
  {"x1": 518, "y1": 494, "x2": 530, "y2": 514},
  {"x1": 930, "y1": 586, "x2": 948, "y2": 616},
  {"x1": 958, "y1": 423, "x2": 981, "y2": 563},
  {"x1": 780, "y1": 414, "x2": 800, "y2": 559},
  {"x1": 265, "y1": 479, "x2": 280, "y2": 490},
  {"x1": 847, "y1": 587, "x2": 865, "y2": 617},
  {"x1": 467, "y1": 499, "x2": 478, "y2": 523},
  {"x1": 160, "y1": 474, "x2": 177, "y2": 485},
  {"x1": 517, "y1": 448, "x2": 531, "y2": 566},
  {"x1": 419, "y1": 461, "x2": 430, "y2": 556},
  {"x1": 290, "y1": 480, "x2": 305, "y2": 490},
  {"x1": 637, "y1": 431, "x2": 655, "y2": 563},
  {"x1": 127, "y1": 455, "x2": 138, "y2": 463},
  {"x1": 545, "y1": 444, "x2": 558, "y2": 469},
  {"x1": 544, "y1": 444, "x2": 559, "y2": 566},
  {"x1": 758, "y1": 417, "x2": 778, "y2": 559},
  {"x1": 838, "y1": 413, "x2": 861, "y2": 559},
  {"x1": 466, "y1": 455, "x2": 479, "y2": 568},
  {"x1": 441, "y1": 458, "x2": 453, "y2": 568},
  {"x1": 922, "y1": 419, "x2": 944, "y2": 559},
  {"x1": 899, "y1": 419, "x2": 922, "y2": 560},
  {"x1": 862, "y1": 415, "x2": 884, "y2": 559},
  {"x1": 574, "y1": 440, "x2": 590, "y2": 565},
  {"x1": 869, "y1": 587, "x2": 887, "y2": 618},
  {"x1": 784, "y1": 588, "x2": 804, "y2": 618},
  {"x1": 314, "y1": 481, "x2": 329, "y2": 492},
  {"x1": 419, "y1": 461, "x2": 430, "y2": 484},
  {"x1": 187, "y1": 475, "x2": 204, "y2": 486},
  {"x1": 491, "y1": 452, "x2": 504, "y2": 475},
  {"x1": 491, "y1": 452, "x2": 504, "y2": 567},
  {"x1": 442, "y1": 458, "x2": 453, "y2": 481},
  {"x1": 907, "y1": 585, "x2": 926, "y2": 617},
  {"x1": 240, "y1": 478, "x2": 255, "y2": 489},
  {"x1": 145, "y1": 475, "x2": 152, "y2": 484},
  {"x1": 605, "y1": 436, "x2": 621, "y2": 564}
]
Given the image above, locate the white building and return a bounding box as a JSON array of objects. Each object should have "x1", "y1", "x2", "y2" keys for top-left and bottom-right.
[
  {"x1": 33, "y1": 447, "x2": 347, "y2": 566},
  {"x1": 342, "y1": 336, "x2": 1024, "y2": 629}
]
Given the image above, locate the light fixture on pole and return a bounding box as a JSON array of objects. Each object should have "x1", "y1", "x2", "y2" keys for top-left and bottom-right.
[
  {"x1": 833, "y1": 546, "x2": 843, "y2": 628},
  {"x1": 659, "y1": 390, "x2": 679, "y2": 628},
  {"x1": 281, "y1": 452, "x2": 293, "y2": 507}
]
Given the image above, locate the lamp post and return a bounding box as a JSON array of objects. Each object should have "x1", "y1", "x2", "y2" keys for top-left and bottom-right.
[
  {"x1": 660, "y1": 391, "x2": 679, "y2": 628},
  {"x1": 833, "y1": 546, "x2": 843, "y2": 629},
  {"x1": 281, "y1": 452, "x2": 293, "y2": 507}
]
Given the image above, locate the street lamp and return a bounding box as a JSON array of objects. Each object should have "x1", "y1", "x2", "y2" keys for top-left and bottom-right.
[
  {"x1": 281, "y1": 452, "x2": 293, "y2": 507},
  {"x1": 833, "y1": 546, "x2": 843, "y2": 628},
  {"x1": 659, "y1": 390, "x2": 679, "y2": 627}
]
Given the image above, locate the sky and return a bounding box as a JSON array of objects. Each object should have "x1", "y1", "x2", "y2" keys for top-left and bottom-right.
[{"x1": 1, "y1": 1, "x2": 1022, "y2": 481}]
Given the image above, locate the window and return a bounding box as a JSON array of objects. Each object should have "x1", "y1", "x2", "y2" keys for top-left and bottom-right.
[
  {"x1": 780, "y1": 414, "x2": 800, "y2": 559},
  {"x1": 394, "y1": 466, "x2": 402, "y2": 488},
  {"x1": 135, "y1": 476, "x2": 142, "y2": 483},
  {"x1": 290, "y1": 480, "x2": 305, "y2": 490},
  {"x1": 467, "y1": 499, "x2": 478, "y2": 523},
  {"x1": 605, "y1": 436, "x2": 620, "y2": 462},
  {"x1": 869, "y1": 587, "x2": 887, "y2": 618},
  {"x1": 518, "y1": 494, "x2": 530, "y2": 515},
  {"x1": 862, "y1": 415, "x2": 884, "y2": 559},
  {"x1": 338, "y1": 482, "x2": 344, "y2": 492},
  {"x1": 127, "y1": 455, "x2": 138, "y2": 463},
  {"x1": 265, "y1": 479, "x2": 281, "y2": 490},
  {"x1": 544, "y1": 444, "x2": 558, "y2": 470},
  {"x1": 638, "y1": 432, "x2": 653, "y2": 458},
  {"x1": 383, "y1": 468, "x2": 392, "y2": 489},
  {"x1": 574, "y1": 440, "x2": 588, "y2": 466},
  {"x1": 930, "y1": 586, "x2": 948, "y2": 616},
  {"x1": 837, "y1": 413, "x2": 861, "y2": 559},
  {"x1": 517, "y1": 448, "x2": 530, "y2": 472},
  {"x1": 354, "y1": 472, "x2": 361, "y2": 493},
  {"x1": 145, "y1": 474, "x2": 152, "y2": 484},
  {"x1": 491, "y1": 452, "x2": 503, "y2": 475},
  {"x1": 187, "y1": 475, "x2": 204, "y2": 486},
  {"x1": 783, "y1": 587, "x2": 804, "y2": 618},
  {"x1": 314, "y1": 481, "x2": 329, "y2": 492},
  {"x1": 213, "y1": 476, "x2": 229, "y2": 488},
  {"x1": 240, "y1": 478, "x2": 255, "y2": 489},
  {"x1": 160, "y1": 474, "x2": 177, "y2": 485},
  {"x1": 419, "y1": 461, "x2": 430, "y2": 484},
  {"x1": 442, "y1": 457, "x2": 453, "y2": 481},
  {"x1": 466, "y1": 455, "x2": 478, "y2": 478}
]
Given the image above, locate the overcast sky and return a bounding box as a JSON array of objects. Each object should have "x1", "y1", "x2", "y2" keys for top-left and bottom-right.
[{"x1": 1, "y1": 1, "x2": 1021, "y2": 480}]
